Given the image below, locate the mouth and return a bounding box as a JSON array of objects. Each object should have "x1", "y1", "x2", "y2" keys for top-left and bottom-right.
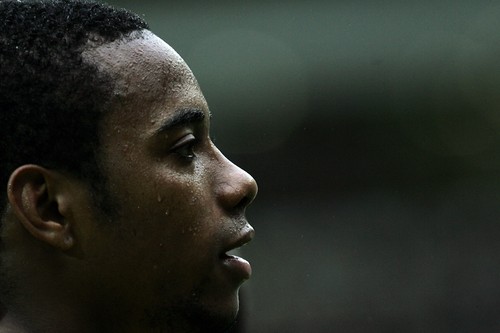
[
  {"x1": 219, "y1": 226, "x2": 255, "y2": 281},
  {"x1": 223, "y1": 248, "x2": 244, "y2": 259},
  {"x1": 220, "y1": 226, "x2": 255, "y2": 258}
]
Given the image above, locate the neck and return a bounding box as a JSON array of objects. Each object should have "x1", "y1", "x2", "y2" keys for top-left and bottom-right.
[
  {"x1": 0, "y1": 312, "x2": 27, "y2": 333},
  {"x1": 1, "y1": 299, "x2": 193, "y2": 333},
  {"x1": 0, "y1": 298, "x2": 96, "y2": 333}
]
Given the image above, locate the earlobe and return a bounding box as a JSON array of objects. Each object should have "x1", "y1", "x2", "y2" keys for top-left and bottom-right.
[{"x1": 7, "y1": 165, "x2": 74, "y2": 251}]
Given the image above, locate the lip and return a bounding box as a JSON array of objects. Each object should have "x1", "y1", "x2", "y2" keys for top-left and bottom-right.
[{"x1": 219, "y1": 225, "x2": 255, "y2": 281}]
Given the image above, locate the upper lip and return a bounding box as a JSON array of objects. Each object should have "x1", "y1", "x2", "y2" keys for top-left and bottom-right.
[{"x1": 220, "y1": 224, "x2": 255, "y2": 257}]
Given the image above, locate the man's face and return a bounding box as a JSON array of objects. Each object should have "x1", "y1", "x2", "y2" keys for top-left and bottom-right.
[{"x1": 77, "y1": 31, "x2": 257, "y2": 331}]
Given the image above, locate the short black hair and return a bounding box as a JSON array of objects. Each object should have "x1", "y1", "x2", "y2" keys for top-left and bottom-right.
[{"x1": 0, "y1": 0, "x2": 149, "y2": 215}]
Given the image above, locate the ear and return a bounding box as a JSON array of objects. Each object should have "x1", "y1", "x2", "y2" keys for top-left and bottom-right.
[{"x1": 7, "y1": 165, "x2": 75, "y2": 251}]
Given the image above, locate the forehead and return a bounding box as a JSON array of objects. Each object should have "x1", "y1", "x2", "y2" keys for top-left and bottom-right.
[
  {"x1": 83, "y1": 30, "x2": 206, "y2": 131},
  {"x1": 83, "y1": 30, "x2": 201, "y2": 113}
]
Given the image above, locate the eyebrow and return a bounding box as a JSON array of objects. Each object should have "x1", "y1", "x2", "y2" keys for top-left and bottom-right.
[{"x1": 155, "y1": 108, "x2": 207, "y2": 135}]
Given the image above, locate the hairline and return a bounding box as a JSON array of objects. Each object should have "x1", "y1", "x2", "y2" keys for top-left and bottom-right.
[{"x1": 80, "y1": 29, "x2": 153, "y2": 218}]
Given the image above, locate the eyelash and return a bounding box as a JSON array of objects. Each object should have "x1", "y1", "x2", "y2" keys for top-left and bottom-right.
[{"x1": 170, "y1": 134, "x2": 198, "y2": 161}]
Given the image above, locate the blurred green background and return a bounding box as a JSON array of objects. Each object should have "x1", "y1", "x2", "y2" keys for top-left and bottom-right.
[{"x1": 102, "y1": 1, "x2": 500, "y2": 332}]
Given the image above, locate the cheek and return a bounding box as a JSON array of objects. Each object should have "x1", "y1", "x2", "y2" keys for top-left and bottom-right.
[
  {"x1": 154, "y1": 172, "x2": 199, "y2": 209},
  {"x1": 153, "y1": 161, "x2": 213, "y2": 217},
  {"x1": 138, "y1": 171, "x2": 214, "y2": 240},
  {"x1": 106, "y1": 156, "x2": 218, "y2": 247},
  {"x1": 140, "y1": 180, "x2": 219, "y2": 288},
  {"x1": 159, "y1": 183, "x2": 213, "y2": 237}
]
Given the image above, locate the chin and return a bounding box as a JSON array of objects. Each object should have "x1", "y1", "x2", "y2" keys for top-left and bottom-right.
[
  {"x1": 187, "y1": 291, "x2": 241, "y2": 333},
  {"x1": 145, "y1": 289, "x2": 241, "y2": 333},
  {"x1": 187, "y1": 305, "x2": 239, "y2": 333}
]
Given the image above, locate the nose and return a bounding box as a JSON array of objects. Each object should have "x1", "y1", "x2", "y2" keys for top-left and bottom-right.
[{"x1": 214, "y1": 150, "x2": 258, "y2": 213}]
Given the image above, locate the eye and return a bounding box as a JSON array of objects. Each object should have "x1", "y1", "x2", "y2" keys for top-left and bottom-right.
[{"x1": 170, "y1": 134, "x2": 198, "y2": 161}]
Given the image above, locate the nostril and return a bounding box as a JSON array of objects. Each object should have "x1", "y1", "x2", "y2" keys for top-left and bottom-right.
[
  {"x1": 234, "y1": 195, "x2": 253, "y2": 212},
  {"x1": 238, "y1": 175, "x2": 257, "y2": 210}
]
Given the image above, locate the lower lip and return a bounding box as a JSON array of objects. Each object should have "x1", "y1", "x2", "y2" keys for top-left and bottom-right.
[{"x1": 221, "y1": 255, "x2": 252, "y2": 281}]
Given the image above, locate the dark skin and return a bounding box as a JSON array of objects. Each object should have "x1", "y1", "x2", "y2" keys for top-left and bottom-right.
[{"x1": 0, "y1": 30, "x2": 257, "y2": 333}]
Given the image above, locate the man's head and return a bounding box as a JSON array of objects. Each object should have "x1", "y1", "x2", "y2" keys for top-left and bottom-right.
[{"x1": 0, "y1": 1, "x2": 257, "y2": 332}]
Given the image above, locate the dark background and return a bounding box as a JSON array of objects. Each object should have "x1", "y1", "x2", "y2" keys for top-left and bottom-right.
[{"x1": 104, "y1": 1, "x2": 500, "y2": 332}]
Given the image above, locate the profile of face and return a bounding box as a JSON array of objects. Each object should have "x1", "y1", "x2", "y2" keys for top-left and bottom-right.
[{"x1": 71, "y1": 31, "x2": 258, "y2": 331}]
